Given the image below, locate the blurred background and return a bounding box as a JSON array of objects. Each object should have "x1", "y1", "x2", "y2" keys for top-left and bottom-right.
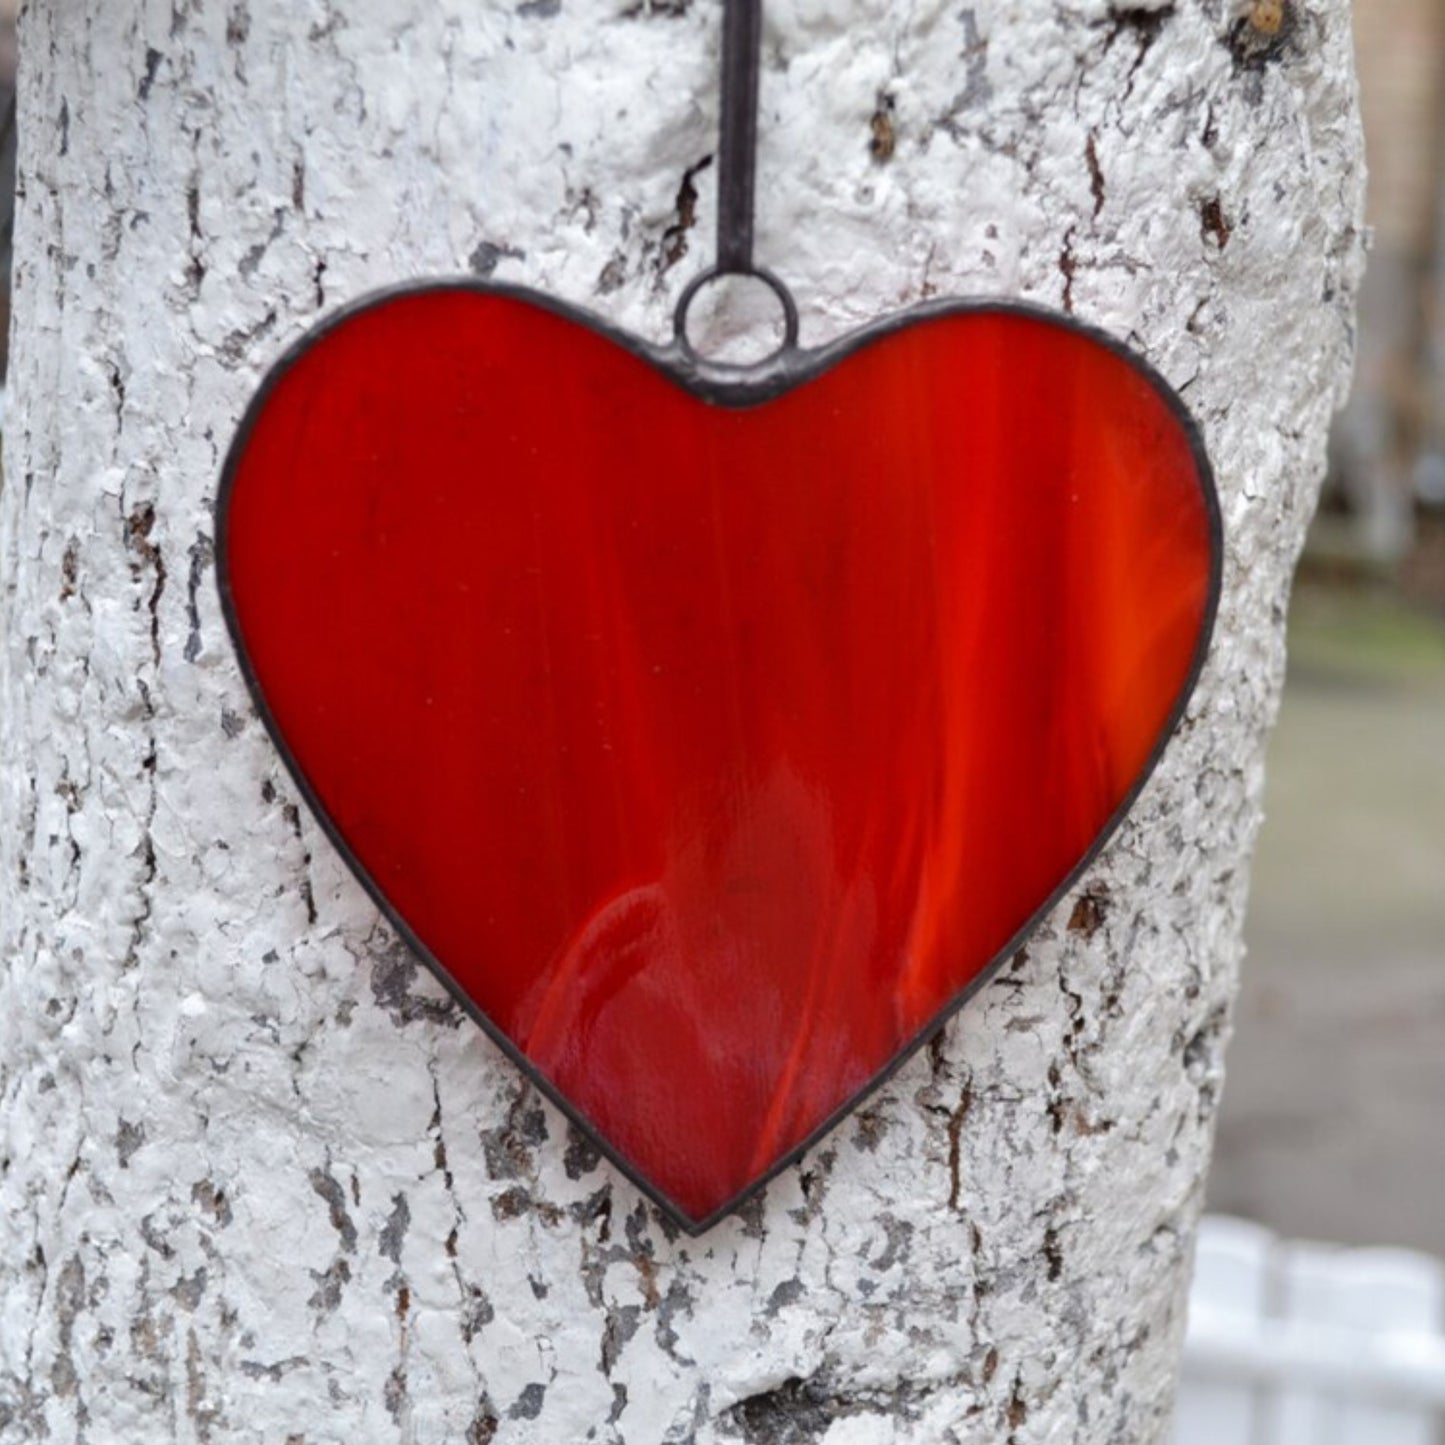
[
  {"x1": 1179, "y1": 10, "x2": 1445, "y2": 1433},
  {"x1": 1205, "y1": 0, "x2": 1445, "y2": 1259},
  {"x1": 0, "y1": 0, "x2": 1436, "y2": 1436}
]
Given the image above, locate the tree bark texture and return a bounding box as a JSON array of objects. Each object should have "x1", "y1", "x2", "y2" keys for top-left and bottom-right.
[{"x1": 0, "y1": 2, "x2": 1364, "y2": 1442}]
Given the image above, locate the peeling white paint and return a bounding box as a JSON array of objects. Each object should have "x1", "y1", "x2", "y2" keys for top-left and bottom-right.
[{"x1": 0, "y1": 2, "x2": 1363, "y2": 1442}]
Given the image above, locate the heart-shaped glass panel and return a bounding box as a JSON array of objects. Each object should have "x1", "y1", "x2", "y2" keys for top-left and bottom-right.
[{"x1": 220, "y1": 287, "x2": 1219, "y2": 1229}]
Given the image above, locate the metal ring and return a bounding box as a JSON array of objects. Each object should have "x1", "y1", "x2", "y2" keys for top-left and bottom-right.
[{"x1": 673, "y1": 266, "x2": 801, "y2": 367}]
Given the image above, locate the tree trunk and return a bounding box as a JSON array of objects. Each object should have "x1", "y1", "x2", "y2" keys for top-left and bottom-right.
[{"x1": 0, "y1": 3, "x2": 1364, "y2": 1442}]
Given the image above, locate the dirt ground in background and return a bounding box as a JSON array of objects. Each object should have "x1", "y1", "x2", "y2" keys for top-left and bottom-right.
[{"x1": 1207, "y1": 581, "x2": 1445, "y2": 1257}]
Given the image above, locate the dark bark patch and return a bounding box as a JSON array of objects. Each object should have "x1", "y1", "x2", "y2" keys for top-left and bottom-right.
[
  {"x1": 1101, "y1": 3, "x2": 1176, "y2": 101},
  {"x1": 654, "y1": 1203, "x2": 683, "y2": 1244},
  {"x1": 370, "y1": 942, "x2": 461, "y2": 1029},
  {"x1": 186, "y1": 1327, "x2": 221, "y2": 1440},
  {"x1": 1070, "y1": 1107, "x2": 1116, "y2": 1137},
  {"x1": 226, "y1": 3, "x2": 251, "y2": 44},
  {"x1": 1067, "y1": 886, "x2": 1110, "y2": 938},
  {"x1": 869, "y1": 94, "x2": 896, "y2": 162},
  {"x1": 481, "y1": 1086, "x2": 548, "y2": 1180},
  {"x1": 467, "y1": 1401, "x2": 500, "y2": 1444},
  {"x1": 630, "y1": 1253, "x2": 659, "y2": 1313},
  {"x1": 609, "y1": 1383, "x2": 629, "y2": 1424},
  {"x1": 184, "y1": 532, "x2": 214, "y2": 662},
  {"x1": 596, "y1": 252, "x2": 627, "y2": 294},
  {"x1": 384, "y1": 1365, "x2": 408, "y2": 1422},
  {"x1": 657, "y1": 155, "x2": 713, "y2": 281},
  {"x1": 50, "y1": 1254, "x2": 85, "y2": 1398},
  {"x1": 869, "y1": 1213, "x2": 914, "y2": 1272},
  {"x1": 947, "y1": 1081, "x2": 973, "y2": 1211},
  {"x1": 307, "y1": 1257, "x2": 351, "y2": 1313},
  {"x1": 490, "y1": 1187, "x2": 565, "y2": 1227},
  {"x1": 726, "y1": 1376, "x2": 855, "y2": 1443},
  {"x1": 563, "y1": 1123, "x2": 601, "y2": 1179},
  {"x1": 193, "y1": 1179, "x2": 233, "y2": 1227},
  {"x1": 469, "y1": 240, "x2": 525, "y2": 278},
  {"x1": 927, "y1": 1028, "x2": 948, "y2": 1075},
  {"x1": 116, "y1": 1118, "x2": 146, "y2": 1168},
  {"x1": 850, "y1": 1107, "x2": 889, "y2": 1152},
  {"x1": 790, "y1": 1145, "x2": 837, "y2": 1228},
  {"x1": 124, "y1": 500, "x2": 159, "y2": 575},
  {"x1": 172, "y1": 1266, "x2": 209, "y2": 1312},
  {"x1": 219, "y1": 308, "x2": 278, "y2": 365},
  {"x1": 1199, "y1": 196, "x2": 1232, "y2": 250},
  {"x1": 624, "y1": 1200, "x2": 654, "y2": 1256},
  {"x1": 379, "y1": 1192, "x2": 410, "y2": 1265},
  {"x1": 570, "y1": 1185, "x2": 613, "y2": 1238},
  {"x1": 1201, "y1": 102, "x2": 1219, "y2": 149},
  {"x1": 1182, "y1": 1005, "x2": 1228, "y2": 1073},
  {"x1": 461, "y1": 1285, "x2": 495, "y2": 1342},
  {"x1": 139, "y1": 1212, "x2": 175, "y2": 1260},
  {"x1": 139, "y1": 48, "x2": 164, "y2": 101},
  {"x1": 1007, "y1": 1374, "x2": 1029, "y2": 1430},
  {"x1": 1086, "y1": 136, "x2": 1106, "y2": 218},
  {"x1": 240, "y1": 1356, "x2": 309, "y2": 1382},
  {"x1": 654, "y1": 1276, "x2": 694, "y2": 1357},
  {"x1": 1043, "y1": 1226, "x2": 1064, "y2": 1282},
  {"x1": 601, "y1": 1303, "x2": 642, "y2": 1374},
  {"x1": 508, "y1": 1383, "x2": 546, "y2": 1420},
  {"x1": 1105, "y1": 4, "x2": 1175, "y2": 53},
  {"x1": 491, "y1": 1186, "x2": 529, "y2": 1222},
  {"x1": 308, "y1": 1165, "x2": 358, "y2": 1253},
  {"x1": 767, "y1": 1278, "x2": 804, "y2": 1313},
  {"x1": 1058, "y1": 227, "x2": 1078, "y2": 315},
  {"x1": 59, "y1": 540, "x2": 79, "y2": 602}
]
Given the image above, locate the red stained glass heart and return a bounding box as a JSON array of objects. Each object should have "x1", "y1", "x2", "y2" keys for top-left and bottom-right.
[{"x1": 219, "y1": 285, "x2": 1218, "y2": 1229}]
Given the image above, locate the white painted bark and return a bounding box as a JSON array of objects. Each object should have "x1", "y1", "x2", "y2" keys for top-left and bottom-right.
[{"x1": 0, "y1": 2, "x2": 1363, "y2": 1442}]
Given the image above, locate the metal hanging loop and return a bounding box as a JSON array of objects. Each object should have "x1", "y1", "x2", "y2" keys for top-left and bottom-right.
[{"x1": 672, "y1": 265, "x2": 801, "y2": 365}]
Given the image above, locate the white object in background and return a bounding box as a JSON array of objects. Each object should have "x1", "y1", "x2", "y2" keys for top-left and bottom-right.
[
  {"x1": 1173, "y1": 1216, "x2": 1276, "y2": 1445},
  {"x1": 1173, "y1": 1216, "x2": 1445, "y2": 1445}
]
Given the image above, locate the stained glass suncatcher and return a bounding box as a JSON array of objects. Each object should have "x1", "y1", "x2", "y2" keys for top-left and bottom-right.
[{"x1": 219, "y1": 285, "x2": 1219, "y2": 1229}]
